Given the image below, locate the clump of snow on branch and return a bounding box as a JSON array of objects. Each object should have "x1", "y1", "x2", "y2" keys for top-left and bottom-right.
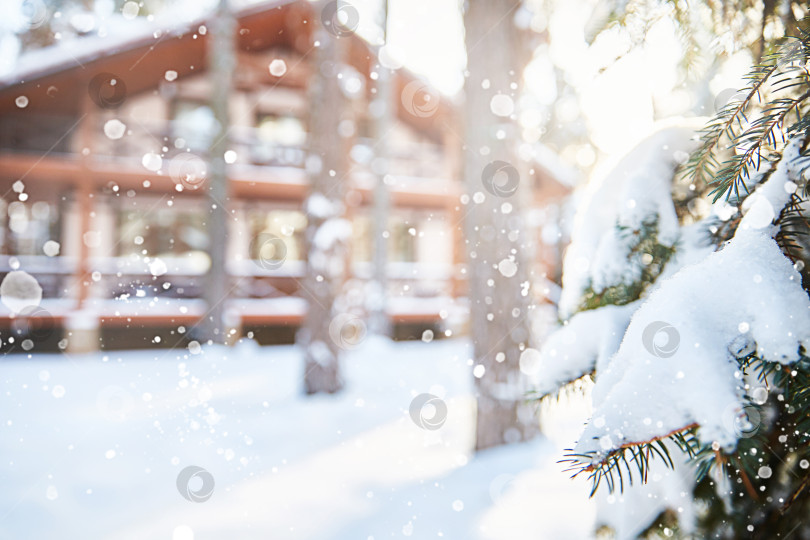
[
  {"x1": 532, "y1": 303, "x2": 637, "y2": 396},
  {"x1": 575, "y1": 137, "x2": 810, "y2": 458},
  {"x1": 535, "y1": 125, "x2": 810, "y2": 537},
  {"x1": 536, "y1": 219, "x2": 718, "y2": 396},
  {"x1": 558, "y1": 123, "x2": 702, "y2": 318},
  {"x1": 537, "y1": 122, "x2": 714, "y2": 394}
]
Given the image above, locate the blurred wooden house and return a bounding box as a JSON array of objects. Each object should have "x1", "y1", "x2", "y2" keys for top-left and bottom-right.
[{"x1": 0, "y1": 0, "x2": 572, "y2": 351}]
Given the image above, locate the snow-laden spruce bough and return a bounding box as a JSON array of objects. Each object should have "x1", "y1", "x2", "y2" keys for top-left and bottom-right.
[{"x1": 533, "y1": 126, "x2": 810, "y2": 538}]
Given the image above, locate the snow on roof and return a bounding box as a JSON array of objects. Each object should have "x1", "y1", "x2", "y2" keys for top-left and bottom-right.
[
  {"x1": 0, "y1": 0, "x2": 294, "y2": 86},
  {"x1": 3, "y1": 14, "x2": 185, "y2": 85}
]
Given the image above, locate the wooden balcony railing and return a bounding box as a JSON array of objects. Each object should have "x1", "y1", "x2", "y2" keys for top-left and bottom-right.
[{"x1": 0, "y1": 114, "x2": 451, "y2": 182}]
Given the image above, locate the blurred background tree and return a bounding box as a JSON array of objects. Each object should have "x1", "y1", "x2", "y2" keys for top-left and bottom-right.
[
  {"x1": 299, "y1": 0, "x2": 353, "y2": 394},
  {"x1": 462, "y1": 0, "x2": 541, "y2": 450}
]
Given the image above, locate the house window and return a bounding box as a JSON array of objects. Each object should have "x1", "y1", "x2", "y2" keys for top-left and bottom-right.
[
  {"x1": 247, "y1": 210, "x2": 306, "y2": 264},
  {"x1": 118, "y1": 208, "x2": 207, "y2": 260},
  {"x1": 390, "y1": 220, "x2": 417, "y2": 263},
  {"x1": 252, "y1": 114, "x2": 306, "y2": 166},
  {"x1": 2, "y1": 200, "x2": 58, "y2": 256},
  {"x1": 351, "y1": 215, "x2": 372, "y2": 263},
  {"x1": 256, "y1": 114, "x2": 306, "y2": 146},
  {"x1": 350, "y1": 214, "x2": 417, "y2": 264},
  {"x1": 171, "y1": 101, "x2": 216, "y2": 151}
]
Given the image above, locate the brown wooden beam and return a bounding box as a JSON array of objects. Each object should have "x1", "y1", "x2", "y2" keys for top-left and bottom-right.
[{"x1": 0, "y1": 153, "x2": 460, "y2": 209}]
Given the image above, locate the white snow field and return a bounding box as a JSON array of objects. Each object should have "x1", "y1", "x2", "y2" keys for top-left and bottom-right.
[{"x1": 0, "y1": 337, "x2": 595, "y2": 540}]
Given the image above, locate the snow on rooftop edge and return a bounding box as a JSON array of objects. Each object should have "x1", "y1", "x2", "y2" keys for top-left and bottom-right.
[{"x1": 0, "y1": 0, "x2": 297, "y2": 85}]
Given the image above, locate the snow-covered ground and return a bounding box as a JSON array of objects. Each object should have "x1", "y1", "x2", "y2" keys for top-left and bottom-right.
[{"x1": 0, "y1": 337, "x2": 595, "y2": 540}]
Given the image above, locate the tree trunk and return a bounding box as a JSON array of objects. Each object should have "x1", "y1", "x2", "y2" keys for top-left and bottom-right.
[
  {"x1": 463, "y1": 0, "x2": 539, "y2": 450},
  {"x1": 300, "y1": 2, "x2": 352, "y2": 394},
  {"x1": 369, "y1": 1, "x2": 392, "y2": 337},
  {"x1": 202, "y1": 0, "x2": 234, "y2": 344}
]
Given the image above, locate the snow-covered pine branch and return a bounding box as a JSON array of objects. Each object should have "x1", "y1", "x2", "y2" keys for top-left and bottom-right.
[
  {"x1": 549, "y1": 134, "x2": 810, "y2": 531},
  {"x1": 573, "y1": 135, "x2": 810, "y2": 458},
  {"x1": 534, "y1": 121, "x2": 810, "y2": 537},
  {"x1": 535, "y1": 123, "x2": 716, "y2": 398}
]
